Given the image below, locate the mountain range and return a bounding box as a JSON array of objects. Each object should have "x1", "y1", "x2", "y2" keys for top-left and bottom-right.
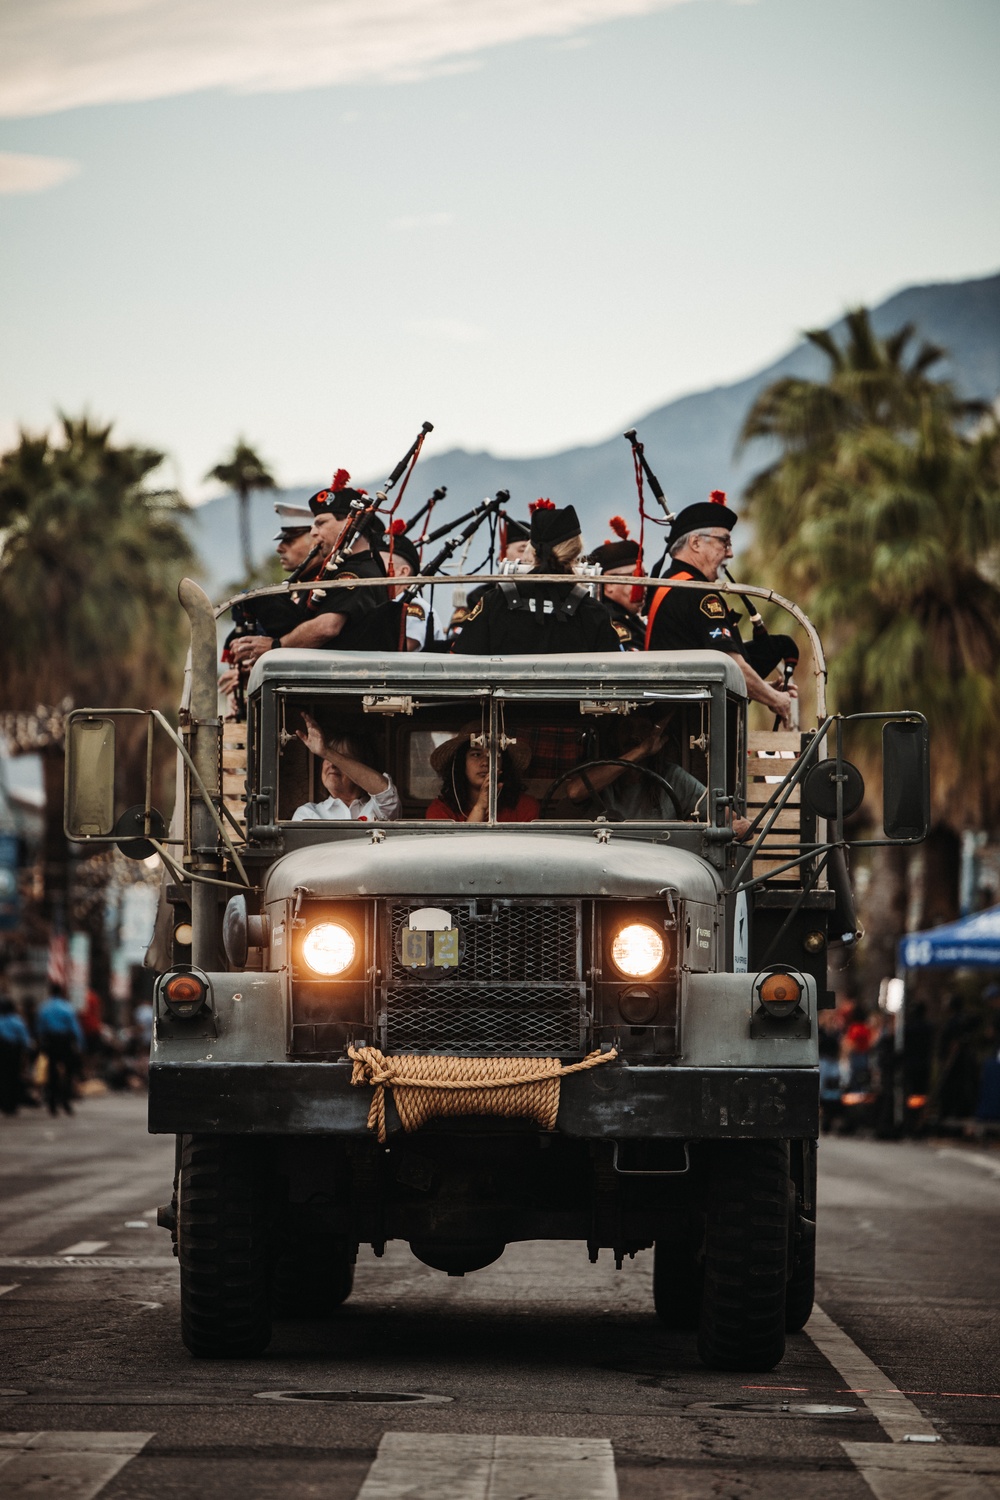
[{"x1": 186, "y1": 270, "x2": 1000, "y2": 595}]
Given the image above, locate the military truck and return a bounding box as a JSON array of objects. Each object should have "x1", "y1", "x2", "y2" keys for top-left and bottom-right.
[{"x1": 64, "y1": 574, "x2": 929, "y2": 1370}]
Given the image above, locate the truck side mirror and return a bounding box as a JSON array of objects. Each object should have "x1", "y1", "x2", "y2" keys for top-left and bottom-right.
[
  {"x1": 882, "y1": 718, "x2": 930, "y2": 841},
  {"x1": 65, "y1": 716, "x2": 117, "y2": 838}
]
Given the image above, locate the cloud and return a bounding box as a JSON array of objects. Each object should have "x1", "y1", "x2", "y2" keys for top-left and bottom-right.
[
  {"x1": 389, "y1": 211, "x2": 454, "y2": 231},
  {"x1": 406, "y1": 317, "x2": 486, "y2": 344},
  {"x1": 0, "y1": 151, "x2": 80, "y2": 193},
  {"x1": 0, "y1": 0, "x2": 700, "y2": 119}
]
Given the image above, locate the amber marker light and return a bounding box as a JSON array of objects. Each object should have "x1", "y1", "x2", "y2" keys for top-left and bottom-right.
[
  {"x1": 756, "y1": 970, "x2": 803, "y2": 1019},
  {"x1": 162, "y1": 971, "x2": 207, "y2": 1017},
  {"x1": 302, "y1": 922, "x2": 357, "y2": 977},
  {"x1": 611, "y1": 922, "x2": 665, "y2": 979}
]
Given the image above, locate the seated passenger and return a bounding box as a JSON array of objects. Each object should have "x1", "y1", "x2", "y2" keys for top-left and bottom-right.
[
  {"x1": 563, "y1": 717, "x2": 749, "y2": 835},
  {"x1": 292, "y1": 713, "x2": 401, "y2": 822},
  {"x1": 425, "y1": 725, "x2": 540, "y2": 823}
]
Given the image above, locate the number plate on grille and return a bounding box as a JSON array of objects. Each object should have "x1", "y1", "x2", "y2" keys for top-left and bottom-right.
[{"x1": 396, "y1": 906, "x2": 464, "y2": 973}]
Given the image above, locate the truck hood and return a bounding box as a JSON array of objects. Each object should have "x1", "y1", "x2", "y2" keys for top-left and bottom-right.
[{"x1": 263, "y1": 831, "x2": 722, "y2": 904}]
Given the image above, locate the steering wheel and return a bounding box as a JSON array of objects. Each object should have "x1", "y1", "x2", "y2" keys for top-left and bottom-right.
[{"x1": 539, "y1": 758, "x2": 683, "y2": 822}]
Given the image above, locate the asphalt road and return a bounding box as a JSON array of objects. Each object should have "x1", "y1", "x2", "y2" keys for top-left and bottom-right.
[{"x1": 1, "y1": 1095, "x2": 999, "y2": 1498}]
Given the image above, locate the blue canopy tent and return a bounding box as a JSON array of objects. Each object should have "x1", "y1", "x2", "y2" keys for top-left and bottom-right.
[
  {"x1": 898, "y1": 906, "x2": 1000, "y2": 970},
  {"x1": 898, "y1": 906, "x2": 1000, "y2": 1123}
]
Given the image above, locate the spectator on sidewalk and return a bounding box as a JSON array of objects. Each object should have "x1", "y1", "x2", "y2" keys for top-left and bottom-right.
[
  {"x1": 0, "y1": 997, "x2": 33, "y2": 1116},
  {"x1": 35, "y1": 985, "x2": 83, "y2": 1116},
  {"x1": 937, "y1": 993, "x2": 980, "y2": 1121}
]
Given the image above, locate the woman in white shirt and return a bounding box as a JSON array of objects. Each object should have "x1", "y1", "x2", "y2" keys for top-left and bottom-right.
[{"x1": 291, "y1": 714, "x2": 401, "y2": 822}]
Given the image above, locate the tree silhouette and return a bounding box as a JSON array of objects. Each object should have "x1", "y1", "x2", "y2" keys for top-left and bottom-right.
[{"x1": 206, "y1": 439, "x2": 277, "y2": 580}]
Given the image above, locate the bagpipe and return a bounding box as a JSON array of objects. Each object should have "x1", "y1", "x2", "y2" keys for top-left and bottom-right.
[{"x1": 622, "y1": 428, "x2": 798, "y2": 722}]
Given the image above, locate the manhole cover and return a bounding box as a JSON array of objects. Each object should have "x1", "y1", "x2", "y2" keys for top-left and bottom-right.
[
  {"x1": 689, "y1": 1400, "x2": 858, "y2": 1417},
  {"x1": 255, "y1": 1390, "x2": 452, "y2": 1405}
]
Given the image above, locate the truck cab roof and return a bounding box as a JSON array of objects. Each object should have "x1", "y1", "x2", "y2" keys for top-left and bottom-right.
[{"x1": 248, "y1": 647, "x2": 748, "y2": 696}]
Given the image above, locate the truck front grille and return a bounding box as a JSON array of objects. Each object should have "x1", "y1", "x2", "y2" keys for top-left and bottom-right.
[
  {"x1": 381, "y1": 899, "x2": 585, "y2": 1055},
  {"x1": 384, "y1": 983, "x2": 584, "y2": 1054}
]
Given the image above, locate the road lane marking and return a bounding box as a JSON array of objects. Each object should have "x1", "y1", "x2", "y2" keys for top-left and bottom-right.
[
  {"x1": 936, "y1": 1148, "x2": 1000, "y2": 1180},
  {"x1": 0, "y1": 1431, "x2": 152, "y2": 1499},
  {"x1": 807, "y1": 1303, "x2": 938, "y2": 1441},
  {"x1": 0, "y1": 1257, "x2": 177, "y2": 1269},
  {"x1": 842, "y1": 1442, "x2": 1000, "y2": 1499},
  {"x1": 57, "y1": 1241, "x2": 109, "y2": 1256},
  {"x1": 356, "y1": 1433, "x2": 617, "y2": 1500},
  {"x1": 0, "y1": 1284, "x2": 19, "y2": 1297},
  {"x1": 0, "y1": 1167, "x2": 172, "y2": 1255}
]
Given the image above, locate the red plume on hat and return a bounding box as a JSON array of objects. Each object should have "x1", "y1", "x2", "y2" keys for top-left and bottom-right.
[
  {"x1": 530, "y1": 497, "x2": 555, "y2": 513},
  {"x1": 331, "y1": 468, "x2": 351, "y2": 491},
  {"x1": 389, "y1": 517, "x2": 406, "y2": 536},
  {"x1": 709, "y1": 489, "x2": 727, "y2": 505},
  {"x1": 609, "y1": 515, "x2": 630, "y2": 540}
]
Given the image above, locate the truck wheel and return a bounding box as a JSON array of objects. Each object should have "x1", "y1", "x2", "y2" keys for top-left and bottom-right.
[
  {"x1": 652, "y1": 1212, "x2": 704, "y2": 1330},
  {"x1": 272, "y1": 1239, "x2": 354, "y2": 1319},
  {"x1": 697, "y1": 1141, "x2": 789, "y2": 1372},
  {"x1": 179, "y1": 1135, "x2": 272, "y2": 1358}
]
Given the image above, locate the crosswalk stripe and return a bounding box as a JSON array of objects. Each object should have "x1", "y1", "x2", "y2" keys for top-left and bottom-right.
[
  {"x1": 807, "y1": 1303, "x2": 937, "y2": 1441},
  {"x1": 0, "y1": 1431, "x2": 153, "y2": 1499},
  {"x1": 843, "y1": 1442, "x2": 1000, "y2": 1500},
  {"x1": 57, "y1": 1241, "x2": 109, "y2": 1257},
  {"x1": 356, "y1": 1433, "x2": 617, "y2": 1500}
]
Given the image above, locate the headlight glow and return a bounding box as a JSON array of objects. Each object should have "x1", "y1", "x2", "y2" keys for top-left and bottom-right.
[
  {"x1": 611, "y1": 922, "x2": 665, "y2": 978},
  {"x1": 302, "y1": 921, "x2": 356, "y2": 977}
]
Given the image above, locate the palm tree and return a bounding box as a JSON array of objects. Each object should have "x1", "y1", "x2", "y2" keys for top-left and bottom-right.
[
  {"x1": 0, "y1": 414, "x2": 197, "y2": 711},
  {"x1": 0, "y1": 413, "x2": 198, "y2": 927},
  {"x1": 206, "y1": 439, "x2": 276, "y2": 580},
  {"x1": 737, "y1": 311, "x2": 1000, "y2": 990}
]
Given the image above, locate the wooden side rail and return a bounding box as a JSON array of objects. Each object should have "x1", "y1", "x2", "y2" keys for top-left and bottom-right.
[
  {"x1": 745, "y1": 729, "x2": 818, "y2": 885},
  {"x1": 221, "y1": 719, "x2": 248, "y2": 841}
]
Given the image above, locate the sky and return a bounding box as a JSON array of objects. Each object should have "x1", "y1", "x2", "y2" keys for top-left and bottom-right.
[{"x1": 1, "y1": 0, "x2": 998, "y2": 501}]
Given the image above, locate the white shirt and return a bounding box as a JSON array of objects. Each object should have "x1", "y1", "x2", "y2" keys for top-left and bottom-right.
[
  {"x1": 402, "y1": 600, "x2": 445, "y2": 650},
  {"x1": 291, "y1": 773, "x2": 401, "y2": 823}
]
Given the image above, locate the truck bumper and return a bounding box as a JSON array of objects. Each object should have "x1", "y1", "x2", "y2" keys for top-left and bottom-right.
[{"x1": 148, "y1": 1060, "x2": 818, "y2": 1139}]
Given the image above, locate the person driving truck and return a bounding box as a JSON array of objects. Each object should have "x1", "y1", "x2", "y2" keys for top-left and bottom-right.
[{"x1": 562, "y1": 715, "x2": 750, "y2": 835}]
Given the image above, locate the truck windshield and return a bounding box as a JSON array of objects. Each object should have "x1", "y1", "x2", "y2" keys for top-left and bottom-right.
[{"x1": 273, "y1": 690, "x2": 711, "y2": 825}]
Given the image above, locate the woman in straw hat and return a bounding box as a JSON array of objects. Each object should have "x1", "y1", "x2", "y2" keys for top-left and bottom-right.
[{"x1": 425, "y1": 726, "x2": 539, "y2": 823}]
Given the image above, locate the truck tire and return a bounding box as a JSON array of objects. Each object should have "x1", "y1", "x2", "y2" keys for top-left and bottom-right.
[
  {"x1": 271, "y1": 1239, "x2": 354, "y2": 1319},
  {"x1": 652, "y1": 1212, "x2": 704, "y2": 1330},
  {"x1": 697, "y1": 1140, "x2": 789, "y2": 1372},
  {"x1": 179, "y1": 1135, "x2": 272, "y2": 1358}
]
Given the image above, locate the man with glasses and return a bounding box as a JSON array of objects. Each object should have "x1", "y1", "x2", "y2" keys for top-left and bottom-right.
[{"x1": 644, "y1": 495, "x2": 796, "y2": 728}]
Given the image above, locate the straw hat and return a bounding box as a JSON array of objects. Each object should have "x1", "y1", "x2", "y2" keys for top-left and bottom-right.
[{"x1": 429, "y1": 723, "x2": 531, "y2": 775}]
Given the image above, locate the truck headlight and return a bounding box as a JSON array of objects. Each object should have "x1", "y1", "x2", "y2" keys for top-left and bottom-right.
[
  {"x1": 302, "y1": 922, "x2": 356, "y2": 977},
  {"x1": 611, "y1": 922, "x2": 665, "y2": 978}
]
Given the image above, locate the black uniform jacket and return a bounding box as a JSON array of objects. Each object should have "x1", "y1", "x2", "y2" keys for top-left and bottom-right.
[
  {"x1": 644, "y1": 561, "x2": 744, "y2": 655},
  {"x1": 301, "y1": 551, "x2": 385, "y2": 650},
  {"x1": 605, "y1": 600, "x2": 647, "y2": 651},
  {"x1": 452, "y1": 578, "x2": 622, "y2": 655}
]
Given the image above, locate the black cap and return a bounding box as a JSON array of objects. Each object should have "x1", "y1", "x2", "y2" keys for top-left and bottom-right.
[
  {"x1": 504, "y1": 516, "x2": 531, "y2": 545},
  {"x1": 385, "y1": 531, "x2": 422, "y2": 574},
  {"x1": 530, "y1": 500, "x2": 581, "y2": 554},
  {"x1": 666, "y1": 490, "x2": 738, "y2": 550},
  {"x1": 588, "y1": 538, "x2": 640, "y2": 572},
  {"x1": 308, "y1": 468, "x2": 368, "y2": 518}
]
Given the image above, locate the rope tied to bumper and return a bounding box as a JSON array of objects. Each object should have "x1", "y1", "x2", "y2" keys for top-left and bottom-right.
[{"x1": 347, "y1": 1045, "x2": 619, "y2": 1144}]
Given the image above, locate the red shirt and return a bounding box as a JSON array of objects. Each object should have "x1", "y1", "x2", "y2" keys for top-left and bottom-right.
[{"x1": 425, "y1": 794, "x2": 540, "y2": 823}]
